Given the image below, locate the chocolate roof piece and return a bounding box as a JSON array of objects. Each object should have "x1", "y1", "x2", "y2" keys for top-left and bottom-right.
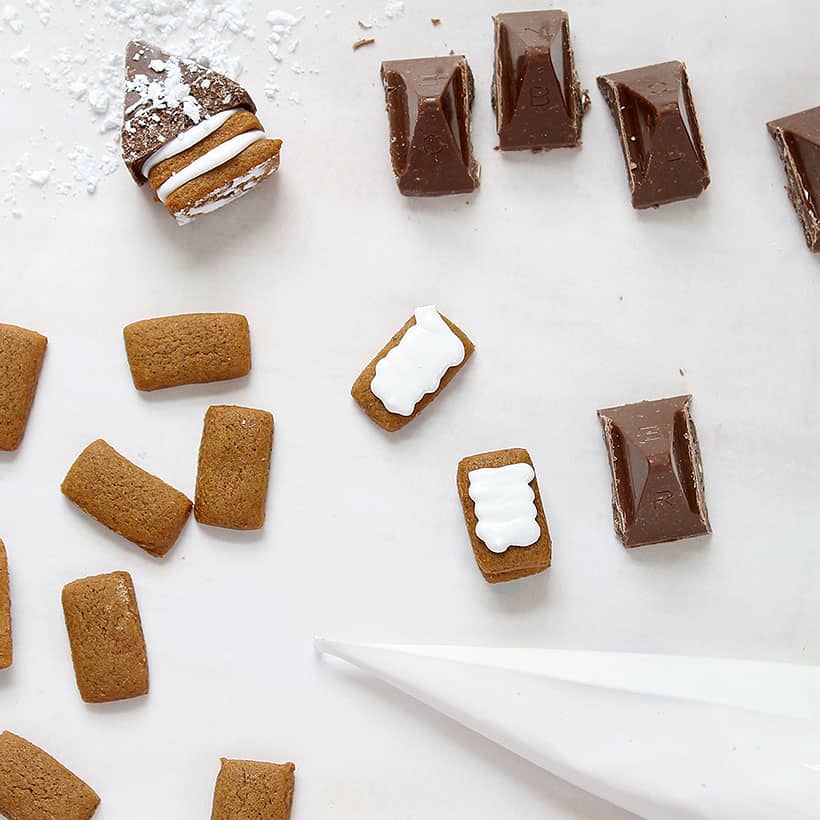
[
  {"x1": 597, "y1": 395, "x2": 711, "y2": 548},
  {"x1": 597, "y1": 61, "x2": 709, "y2": 208},
  {"x1": 767, "y1": 106, "x2": 820, "y2": 252},
  {"x1": 492, "y1": 10, "x2": 588, "y2": 151},
  {"x1": 121, "y1": 40, "x2": 256, "y2": 184},
  {"x1": 380, "y1": 55, "x2": 480, "y2": 196}
]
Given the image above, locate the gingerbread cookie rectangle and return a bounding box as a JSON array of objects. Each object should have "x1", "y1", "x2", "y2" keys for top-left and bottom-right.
[
  {"x1": 0, "y1": 539, "x2": 10, "y2": 669},
  {"x1": 456, "y1": 448, "x2": 552, "y2": 583},
  {"x1": 61, "y1": 439, "x2": 192, "y2": 556},
  {"x1": 195, "y1": 405, "x2": 274, "y2": 530},
  {"x1": 62, "y1": 571, "x2": 149, "y2": 703},
  {"x1": 0, "y1": 731, "x2": 100, "y2": 820},
  {"x1": 351, "y1": 305, "x2": 474, "y2": 432},
  {"x1": 123, "y1": 313, "x2": 251, "y2": 391},
  {"x1": 0, "y1": 323, "x2": 47, "y2": 450},
  {"x1": 210, "y1": 758, "x2": 296, "y2": 820}
]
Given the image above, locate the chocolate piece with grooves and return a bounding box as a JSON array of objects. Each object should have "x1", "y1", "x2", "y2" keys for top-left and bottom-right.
[
  {"x1": 492, "y1": 10, "x2": 588, "y2": 151},
  {"x1": 380, "y1": 55, "x2": 480, "y2": 196},
  {"x1": 597, "y1": 61, "x2": 709, "y2": 208},
  {"x1": 767, "y1": 106, "x2": 820, "y2": 252},
  {"x1": 597, "y1": 395, "x2": 710, "y2": 548}
]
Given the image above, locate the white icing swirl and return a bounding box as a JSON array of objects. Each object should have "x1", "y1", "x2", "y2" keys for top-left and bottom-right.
[
  {"x1": 155, "y1": 129, "x2": 266, "y2": 203},
  {"x1": 468, "y1": 462, "x2": 541, "y2": 553},
  {"x1": 141, "y1": 108, "x2": 242, "y2": 178},
  {"x1": 370, "y1": 305, "x2": 465, "y2": 417}
]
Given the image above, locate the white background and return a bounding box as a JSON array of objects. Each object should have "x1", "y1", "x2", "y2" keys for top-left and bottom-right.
[{"x1": 3, "y1": 0, "x2": 820, "y2": 818}]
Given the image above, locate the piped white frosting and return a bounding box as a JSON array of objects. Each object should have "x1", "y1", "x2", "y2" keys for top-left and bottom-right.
[
  {"x1": 141, "y1": 107, "x2": 242, "y2": 178},
  {"x1": 468, "y1": 462, "x2": 541, "y2": 553},
  {"x1": 155, "y1": 129, "x2": 267, "y2": 203},
  {"x1": 370, "y1": 305, "x2": 465, "y2": 416}
]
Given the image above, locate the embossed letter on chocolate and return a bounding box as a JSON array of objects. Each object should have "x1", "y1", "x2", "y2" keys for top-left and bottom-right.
[
  {"x1": 767, "y1": 106, "x2": 820, "y2": 252},
  {"x1": 597, "y1": 395, "x2": 710, "y2": 548},
  {"x1": 597, "y1": 61, "x2": 709, "y2": 208},
  {"x1": 492, "y1": 10, "x2": 588, "y2": 151},
  {"x1": 380, "y1": 55, "x2": 480, "y2": 196}
]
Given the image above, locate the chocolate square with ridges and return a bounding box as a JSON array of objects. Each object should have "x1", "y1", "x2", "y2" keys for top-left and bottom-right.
[
  {"x1": 597, "y1": 395, "x2": 710, "y2": 548},
  {"x1": 597, "y1": 61, "x2": 709, "y2": 208},
  {"x1": 767, "y1": 106, "x2": 820, "y2": 251},
  {"x1": 380, "y1": 55, "x2": 480, "y2": 196},
  {"x1": 492, "y1": 10, "x2": 588, "y2": 151}
]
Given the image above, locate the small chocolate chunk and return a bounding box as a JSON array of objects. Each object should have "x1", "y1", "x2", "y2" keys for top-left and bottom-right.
[
  {"x1": 492, "y1": 10, "x2": 587, "y2": 151},
  {"x1": 767, "y1": 106, "x2": 820, "y2": 252},
  {"x1": 597, "y1": 61, "x2": 709, "y2": 208},
  {"x1": 597, "y1": 395, "x2": 710, "y2": 548},
  {"x1": 380, "y1": 55, "x2": 480, "y2": 196}
]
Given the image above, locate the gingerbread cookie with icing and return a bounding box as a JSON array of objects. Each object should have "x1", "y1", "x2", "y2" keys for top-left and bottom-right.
[
  {"x1": 121, "y1": 41, "x2": 282, "y2": 225},
  {"x1": 352, "y1": 305, "x2": 474, "y2": 431}
]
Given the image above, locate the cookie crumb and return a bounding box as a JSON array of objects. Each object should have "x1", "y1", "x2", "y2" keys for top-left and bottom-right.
[
  {"x1": 679, "y1": 368, "x2": 686, "y2": 376},
  {"x1": 353, "y1": 37, "x2": 375, "y2": 50},
  {"x1": 431, "y1": 17, "x2": 441, "y2": 25}
]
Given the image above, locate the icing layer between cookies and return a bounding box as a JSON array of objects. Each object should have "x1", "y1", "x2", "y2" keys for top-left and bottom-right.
[
  {"x1": 175, "y1": 159, "x2": 278, "y2": 225},
  {"x1": 141, "y1": 108, "x2": 242, "y2": 178},
  {"x1": 467, "y1": 462, "x2": 541, "y2": 553},
  {"x1": 156, "y1": 129, "x2": 267, "y2": 203},
  {"x1": 371, "y1": 305, "x2": 465, "y2": 416}
]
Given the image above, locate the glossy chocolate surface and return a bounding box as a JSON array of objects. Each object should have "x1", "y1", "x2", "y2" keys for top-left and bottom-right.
[
  {"x1": 768, "y1": 106, "x2": 820, "y2": 251},
  {"x1": 598, "y1": 395, "x2": 711, "y2": 548},
  {"x1": 381, "y1": 55, "x2": 480, "y2": 196},
  {"x1": 492, "y1": 10, "x2": 587, "y2": 151},
  {"x1": 598, "y1": 61, "x2": 709, "y2": 208}
]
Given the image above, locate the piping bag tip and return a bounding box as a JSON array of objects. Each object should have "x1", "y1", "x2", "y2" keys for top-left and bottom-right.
[{"x1": 313, "y1": 639, "x2": 820, "y2": 820}]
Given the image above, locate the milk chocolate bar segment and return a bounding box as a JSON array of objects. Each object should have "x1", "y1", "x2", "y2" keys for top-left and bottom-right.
[
  {"x1": 381, "y1": 55, "x2": 480, "y2": 196},
  {"x1": 492, "y1": 10, "x2": 588, "y2": 151},
  {"x1": 597, "y1": 61, "x2": 709, "y2": 208},
  {"x1": 597, "y1": 395, "x2": 710, "y2": 548},
  {"x1": 767, "y1": 106, "x2": 820, "y2": 252}
]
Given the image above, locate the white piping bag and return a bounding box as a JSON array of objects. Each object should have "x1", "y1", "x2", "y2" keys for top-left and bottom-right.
[{"x1": 315, "y1": 639, "x2": 820, "y2": 819}]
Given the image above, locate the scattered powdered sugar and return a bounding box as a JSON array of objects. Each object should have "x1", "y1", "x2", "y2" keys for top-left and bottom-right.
[
  {"x1": 28, "y1": 167, "x2": 49, "y2": 185},
  {"x1": 125, "y1": 55, "x2": 203, "y2": 124},
  {"x1": 383, "y1": 0, "x2": 404, "y2": 20},
  {"x1": 25, "y1": 0, "x2": 50, "y2": 25},
  {"x1": 358, "y1": 0, "x2": 404, "y2": 29},
  {"x1": 2, "y1": 4, "x2": 24, "y2": 32},
  {"x1": 4, "y1": 0, "x2": 407, "y2": 217}
]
